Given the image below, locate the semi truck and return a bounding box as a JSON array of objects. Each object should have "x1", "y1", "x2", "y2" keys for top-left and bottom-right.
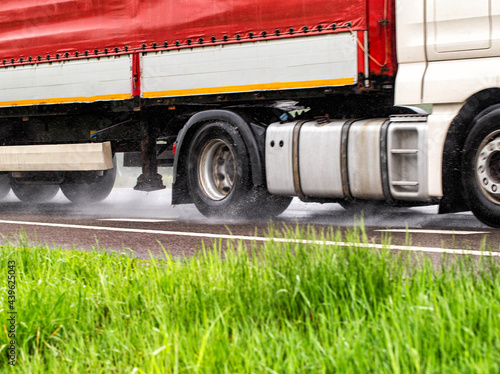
[{"x1": 0, "y1": 0, "x2": 499, "y2": 226}]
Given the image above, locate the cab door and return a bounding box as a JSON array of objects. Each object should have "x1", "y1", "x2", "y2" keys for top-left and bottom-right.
[{"x1": 426, "y1": 0, "x2": 491, "y2": 58}]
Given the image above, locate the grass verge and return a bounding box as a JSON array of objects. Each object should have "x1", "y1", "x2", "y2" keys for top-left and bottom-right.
[{"x1": 1, "y1": 226, "x2": 499, "y2": 373}]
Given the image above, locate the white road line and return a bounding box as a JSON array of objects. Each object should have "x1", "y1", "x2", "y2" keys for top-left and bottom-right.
[
  {"x1": 98, "y1": 218, "x2": 175, "y2": 223},
  {"x1": 0, "y1": 219, "x2": 498, "y2": 257},
  {"x1": 375, "y1": 229, "x2": 490, "y2": 235}
]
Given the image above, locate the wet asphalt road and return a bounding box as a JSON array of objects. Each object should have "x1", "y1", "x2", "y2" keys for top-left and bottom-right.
[{"x1": 0, "y1": 188, "x2": 497, "y2": 259}]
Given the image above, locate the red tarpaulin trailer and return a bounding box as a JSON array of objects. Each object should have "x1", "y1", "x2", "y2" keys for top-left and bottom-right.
[{"x1": 0, "y1": 0, "x2": 395, "y2": 76}]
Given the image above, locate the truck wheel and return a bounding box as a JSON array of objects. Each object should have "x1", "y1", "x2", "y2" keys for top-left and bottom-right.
[
  {"x1": 0, "y1": 174, "x2": 10, "y2": 200},
  {"x1": 187, "y1": 122, "x2": 252, "y2": 217},
  {"x1": 462, "y1": 108, "x2": 500, "y2": 227},
  {"x1": 11, "y1": 183, "x2": 59, "y2": 203},
  {"x1": 338, "y1": 199, "x2": 386, "y2": 212},
  {"x1": 187, "y1": 121, "x2": 291, "y2": 218},
  {"x1": 254, "y1": 190, "x2": 292, "y2": 218},
  {"x1": 61, "y1": 162, "x2": 116, "y2": 204}
]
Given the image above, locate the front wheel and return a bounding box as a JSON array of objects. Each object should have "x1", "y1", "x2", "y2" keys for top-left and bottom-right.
[
  {"x1": 187, "y1": 121, "x2": 291, "y2": 218},
  {"x1": 462, "y1": 108, "x2": 500, "y2": 227}
]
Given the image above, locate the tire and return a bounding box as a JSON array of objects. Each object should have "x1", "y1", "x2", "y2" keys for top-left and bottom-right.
[
  {"x1": 187, "y1": 121, "x2": 291, "y2": 218},
  {"x1": 462, "y1": 107, "x2": 500, "y2": 227},
  {"x1": 11, "y1": 182, "x2": 59, "y2": 203},
  {"x1": 247, "y1": 190, "x2": 293, "y2": 219},
  {"x1": 0, "y1": 174, "x2": 10, "y2": 200},
  {"x1": 61, "y1": 159, "x2": 116, "y2": 204},
  {"x1": 338, "y1": 199, "x2": 386, "y2": 212}
]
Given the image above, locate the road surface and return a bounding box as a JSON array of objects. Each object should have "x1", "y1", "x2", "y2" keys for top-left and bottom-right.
[{"x1": 0, "y1": 188, "x2": 497, "y2": 260}]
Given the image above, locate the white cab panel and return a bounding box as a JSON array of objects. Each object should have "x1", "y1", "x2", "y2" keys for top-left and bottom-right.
[
  {"x1": 426, "y1": 0, "x2": 500, "y2": 61},
  {"x1": 347, "y1": 119, "x2": 386, "y2": 200},
  {"x1": 394, "y1": 0, "x2": 427, "y2": 105},
  {"x1": 0, "y1": 56, "x2": 132, "y2": 107},
  {"x1": 423, "y1": 57, "x2": 500, "y2": 104},
  {"x1": 142, "y1": 33, "x2": 358, "y2": 98},
  {"x1": 396, "y1": 0, "x2": 426, "y2": 63},
  {"x1": 426, "y1": 104, "x2": 461, "y2": 196},
  {"x1": 396, "y1": 0, "x2": 500, "y2": 106},
  {"x1": 395, "y1": 62, "x2": 426, "y2": 105},
  {"x1": 0, "y1": 142, "x2": 113, "y2": 171},
  {"x1": 299, "y1": 121, "x2": 344, "y2": 198},
  {"x1": 428, "y1": 0, "x2": 491, "y2": 53}
]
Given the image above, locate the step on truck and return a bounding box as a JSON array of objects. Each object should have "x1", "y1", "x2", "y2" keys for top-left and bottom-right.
[{"x1": 0, "y1": 0, "x2": 499, "y2": 226}]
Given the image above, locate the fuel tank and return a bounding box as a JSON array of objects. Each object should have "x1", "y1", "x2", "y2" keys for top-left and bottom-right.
[{"x1": 265, "y1": 115, "x2": 430, "y2": 202}]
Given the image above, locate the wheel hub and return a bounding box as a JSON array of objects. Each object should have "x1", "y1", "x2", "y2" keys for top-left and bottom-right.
[
  {"x1": 198, "y1": 139, "x2": 236, "y2": 201},
  {"x1": 476, "y1": 135, "x2": 500, "y2": 201}
]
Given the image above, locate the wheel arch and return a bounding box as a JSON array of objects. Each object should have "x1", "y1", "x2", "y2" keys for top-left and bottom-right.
[
  {"x1": 441, "y1": 88, "x2": 500, "y2": 213},
  {"x1": 171, "y1": 109, "x2": 267, "y2": 205}
]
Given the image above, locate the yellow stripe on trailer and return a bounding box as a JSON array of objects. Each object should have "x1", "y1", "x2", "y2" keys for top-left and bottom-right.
[
  {"x1": 143, "y1": 78, "x2": 355, "y2": 98},
  {"x1": 0, "y1": 93, "x2": 131, "y2": 108}
]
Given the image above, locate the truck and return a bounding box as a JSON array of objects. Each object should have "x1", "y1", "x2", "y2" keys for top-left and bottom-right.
[{"x1": 0, "y1": 0, "x2": 499, "y2": 227}]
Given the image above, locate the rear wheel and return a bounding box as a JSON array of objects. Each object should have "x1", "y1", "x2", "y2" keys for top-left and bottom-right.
[
  {"x1": 11, "y1": 182, "x2": 59, "y2": 203},
  {"x1": 462, "y1": 107, "x2": 500, "y2": 227},
  {"x1": 187, "y1": 121, "x2": 291, "y2": 218},
  {"x1": 61, "y1": 158, "x2": 116, "y2": 204}
]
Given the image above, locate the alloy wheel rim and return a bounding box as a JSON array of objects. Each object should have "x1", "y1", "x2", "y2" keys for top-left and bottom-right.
[
  {"x1": 198, "y1": 139, "x2": 236, "y2": 201},
  {"x1": 475, "y1": 129, "x2": 500, "y2": 204}
]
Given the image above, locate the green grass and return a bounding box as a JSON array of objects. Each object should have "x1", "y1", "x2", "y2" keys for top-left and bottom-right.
[{"x1": 1, "y1": 226, "x2": 500, "y2": 373}]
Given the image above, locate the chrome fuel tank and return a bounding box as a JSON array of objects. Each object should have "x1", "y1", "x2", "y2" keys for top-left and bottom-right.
[
  {"x1": 265, "y1": 119, "x2": 346, "y2": 198},
  {"x1": 265, "y1": 115, "x2": 429, "y2": 202},
  {"x1": 347, "y1": 119, "x2": 387, "y2": 200},
  {"x1": 298, "y1": 120, "x2": 344, "y2": 198}
]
